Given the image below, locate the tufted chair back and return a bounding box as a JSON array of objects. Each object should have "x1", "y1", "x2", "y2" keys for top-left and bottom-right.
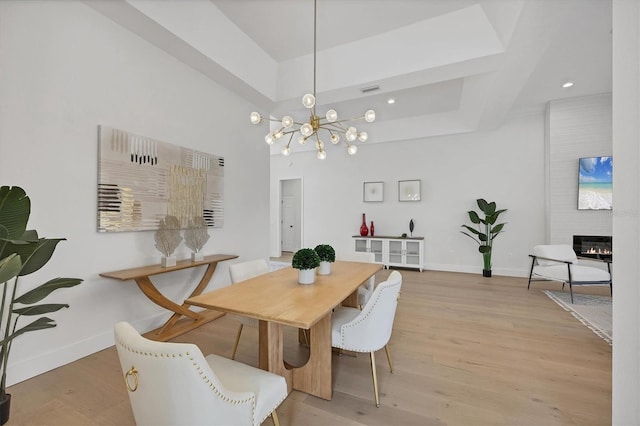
[
  {"x1": 114, "y1": 321, "x2": 286, "y2": 426},
  {"x1": 335, "y1": 270, "x2": 402, "y2": 352},
  {"x1": 339, "y1": 252, "x2": 377, "y2": 306},
  {"x1": 229, "y1": 259, "x2": 269, "y2": 283}
]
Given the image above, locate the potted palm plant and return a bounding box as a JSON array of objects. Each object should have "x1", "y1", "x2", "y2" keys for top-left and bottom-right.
[
  {"x1": 314, "y1": 244, "x2": 335, "y2": 275},
  {"x1": 460, "y1": 198, "x2": 507, "y2": 277},
  {"x1": 292, "y1": 248, "x2": 320, "y2": 284},
  {"x1": 0, "y1": 186, "x2": 83, "y2": 424}
]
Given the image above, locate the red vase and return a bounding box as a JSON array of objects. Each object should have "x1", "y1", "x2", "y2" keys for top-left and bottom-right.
[
  {"x1": 360, "y1": 213, "x2": 369, "y2": 236},
  {"x1": 370, "y1": 221, "x2": 375, "y2": 236}
]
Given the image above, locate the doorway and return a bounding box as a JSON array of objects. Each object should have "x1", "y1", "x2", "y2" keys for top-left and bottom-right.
[{"x1": 280, "y1": 178, "x2": 302, "y2": 255}]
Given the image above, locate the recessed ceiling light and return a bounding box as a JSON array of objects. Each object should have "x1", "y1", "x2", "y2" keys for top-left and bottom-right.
[
  {"x1": 387, "y1": 98, "x2": 395, "y2": 104},
  {"x1": 562, "y1": 81, "x2": 574, "y2": 88}
]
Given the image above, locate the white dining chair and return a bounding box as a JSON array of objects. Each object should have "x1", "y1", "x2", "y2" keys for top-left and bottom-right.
[
  {"x1": 339, "y1": 251, "x2": 377, "y2": 308},
  {"x1": 228, "y1": 259, "x2": 270, "y2": 360},
  {"x1": 331, "y1": 270, "x2": 402, "y2": 407},
  {"x1": 114, "y1": 321, "x2": 287, "y2": 426}
]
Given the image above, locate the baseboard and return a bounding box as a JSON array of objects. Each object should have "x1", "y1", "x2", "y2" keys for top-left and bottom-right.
[
  {"x1": 424, "y1": 263, "x2": 529, "y2": 278},
  {"x1": 6, "y1": 313, "x2": 167, "y2": 387}
]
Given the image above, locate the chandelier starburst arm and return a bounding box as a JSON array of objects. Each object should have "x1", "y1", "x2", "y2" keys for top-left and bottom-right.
[
  {"x1": 248, "y1": 0, "x2": 375, "y2": 159},
  {"x1": 281, "y1": 133, "x2": 295, "y2": 156}
]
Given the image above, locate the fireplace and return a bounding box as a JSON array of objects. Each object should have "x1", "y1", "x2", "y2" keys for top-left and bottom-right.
[{"x1": 572, "y1": 235, "x2": 612, "y2": 261}]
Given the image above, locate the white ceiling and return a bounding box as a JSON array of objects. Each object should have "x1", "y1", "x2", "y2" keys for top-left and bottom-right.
[{"x1": 87, "y1": 0, "x2": 612, "y2": 149}]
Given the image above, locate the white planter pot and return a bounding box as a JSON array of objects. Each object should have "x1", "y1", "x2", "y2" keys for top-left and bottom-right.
[
  {"x1": 318, "y1": 261, "x2": 331, "y2": 275},
  {"x1": 161, "y1": 255, "x2": 176, "y2": 268},
  {"x1": 191, "y1": 252, "x2": 204, "y2": 262},
  {"x1": 298, "y1": 268, "x2": 316, "y2": 285}
]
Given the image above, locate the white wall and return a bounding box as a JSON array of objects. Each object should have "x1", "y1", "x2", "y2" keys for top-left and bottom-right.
[
  {"x1": 548, "y1": 94, "x2": 613, "y2": 244},
  {"x1": 271, "y1": 111, "x2": 546, "y2": 276},
  {"x1": 612, "y1": 0, "x2": 640, "y2": 422},
  {"x1": 0, "y1": 1, "x2": 269, "y2": 385}
]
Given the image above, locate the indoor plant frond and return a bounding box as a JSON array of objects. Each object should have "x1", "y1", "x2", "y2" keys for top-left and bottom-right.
[
  {"x1": 460, "y1": 198, "x2": 507, "y2": 276},
  {"x1": 0, "y1": 186, "x2": 82, "y2": 423}
]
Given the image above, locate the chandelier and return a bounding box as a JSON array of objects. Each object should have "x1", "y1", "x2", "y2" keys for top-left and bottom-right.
[{"x1": 249, "y1": 0, "x2": 375, "y2": 160}]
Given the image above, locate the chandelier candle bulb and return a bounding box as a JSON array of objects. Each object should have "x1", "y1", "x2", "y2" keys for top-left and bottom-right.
[{"x1": 281, "y1": 116, "x2": 294, "y2": 128}]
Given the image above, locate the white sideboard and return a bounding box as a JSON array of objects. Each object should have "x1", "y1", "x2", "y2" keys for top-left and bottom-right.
[{"x1": 352, "y1": 235, "x2": 424, "y2": 271}]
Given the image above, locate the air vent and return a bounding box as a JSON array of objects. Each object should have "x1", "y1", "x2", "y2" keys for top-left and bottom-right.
[{"x1": 360, "y1": 85, "x2": 380, "y2": 93}]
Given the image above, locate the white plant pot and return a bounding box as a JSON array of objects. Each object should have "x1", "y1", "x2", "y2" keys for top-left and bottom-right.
[
  {"x1": 318, "y1": 261, "x2": 331, "y2": 275},
  {"x1": 298, "y1": 268, "x2": 316, "y2": 285},
  {"x1": 161, "y1": 255, "x2": 176, "y2": 268},
  {"x1": 191, "y1": 252, "x2": 204, "y2": 262}
]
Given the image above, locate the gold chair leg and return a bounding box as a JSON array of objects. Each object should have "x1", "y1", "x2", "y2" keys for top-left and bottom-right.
[
  {"x1": 231, "y1": 323, "x2": 243, "y2": 360},
  {"x1": 370, "y1": 351, "x2": 380, "y2": 407},
  {"x1": 271, "y1": 410, "x2": 280, "y2": 426},
  {"x1": 303, "y1": 329, "x2": 310, "y2": 347},
  {"x1": 384, "y1": 345, "x2": 394, "y2": 373}
]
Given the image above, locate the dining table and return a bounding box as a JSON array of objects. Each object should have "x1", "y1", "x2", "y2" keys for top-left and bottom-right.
[{"x1": 185, "y1": 260, "x2": 382, "y2": 400}]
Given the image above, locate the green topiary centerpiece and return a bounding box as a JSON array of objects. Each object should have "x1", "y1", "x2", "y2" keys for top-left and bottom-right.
[
  {"x1": 314, "y1": 244, "x2": 335, "y2": 262},
  {"x1": 292, "y1": 248, "x2": 320, "y2": 284},
  {"x1": 314, "y1": 244, "x2": 335, "y2": 275}
]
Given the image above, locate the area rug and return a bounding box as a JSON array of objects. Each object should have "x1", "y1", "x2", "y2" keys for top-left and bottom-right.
[{"x1": 543, "y1": 290, "x2": 612, "y2": 345}]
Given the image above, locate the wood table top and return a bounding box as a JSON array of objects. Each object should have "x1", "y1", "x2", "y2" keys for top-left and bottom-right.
[{"x1": 185, "y1": 260, "x2": 382, "y2": 329}]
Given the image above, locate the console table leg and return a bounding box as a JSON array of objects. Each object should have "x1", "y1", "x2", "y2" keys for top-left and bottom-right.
[{"x1": 159, "y1": 263, "x2": 219, "y2": 333}]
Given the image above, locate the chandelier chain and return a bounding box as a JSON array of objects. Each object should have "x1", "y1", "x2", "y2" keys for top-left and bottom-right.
[{"x1": 249, "y1": 0, "x2": 375, "y2": 159}]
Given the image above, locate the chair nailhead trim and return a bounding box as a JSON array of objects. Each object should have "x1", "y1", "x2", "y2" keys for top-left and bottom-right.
[
  {"x1": 339, "y1": 281, "x2": 401, "y2": 352},
  {"x1": 116, "y1": 337, "x2": 257, "y2": 423}
]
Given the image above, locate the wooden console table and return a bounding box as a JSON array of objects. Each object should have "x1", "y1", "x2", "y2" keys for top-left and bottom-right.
[{"x1": 100, "y1": 254, "x2": 237, "y2": 341}]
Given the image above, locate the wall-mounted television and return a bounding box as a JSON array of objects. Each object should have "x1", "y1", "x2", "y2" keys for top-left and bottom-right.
[{"x1": 578, "y1": 156, "x2": 612, "y2": 210}]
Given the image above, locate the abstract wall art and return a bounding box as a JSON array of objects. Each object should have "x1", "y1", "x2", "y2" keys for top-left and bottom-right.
[{"x1": 97, "y1": 125, "x2": 224, "y2": 232}]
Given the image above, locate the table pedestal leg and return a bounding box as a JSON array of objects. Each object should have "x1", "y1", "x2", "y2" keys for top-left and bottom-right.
[
  {"x1": 259, "y1": 321, "x2": 292, "y2": 393},
  {"x1": 259, "y1": 315, "x2": 332, "y2": 400}
]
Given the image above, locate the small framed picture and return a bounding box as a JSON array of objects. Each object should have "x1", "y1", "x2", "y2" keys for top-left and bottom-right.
[
  {"x1": 363, "y1": 181, "x2": 384, "y2": 202},
  {"x1": 398, "y1": 180, "x2": 421, "y2": 202}
]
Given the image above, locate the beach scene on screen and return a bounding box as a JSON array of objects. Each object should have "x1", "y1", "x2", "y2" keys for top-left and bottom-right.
[{"x1": 578, "y1": 156, "x2": 612, "y2": 210}]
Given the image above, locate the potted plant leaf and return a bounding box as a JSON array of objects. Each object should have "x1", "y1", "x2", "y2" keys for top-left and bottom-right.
[
  {"x1": 314, "y1": 244, "x2": 335, "y2": 275},
  {"x1": 292, "y1": 248, "x2": 320, "y2": 284},
  {"x1": 460, "y1": 198, "x2": 507, "y2": 277},
  {"x1": 0, "y1": 186, "x2": 83, "y2": 424},
  {"x1": 184, "y1": 217, "x2": 210, "y2": 262},
  {"x1": 154, "y1": 215, "x2": 182, "y2": 267}
]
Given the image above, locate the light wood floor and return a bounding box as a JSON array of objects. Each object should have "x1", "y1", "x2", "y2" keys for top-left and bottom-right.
[{"x1": 6, "y1": 269, "x2": 611, "y2": 425}]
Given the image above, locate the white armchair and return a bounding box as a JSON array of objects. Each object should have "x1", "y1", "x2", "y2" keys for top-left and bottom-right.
[
  {"x1": 114, "y1": 321, "x2": 287, "y2": 426},
  {"x1": 228, "y1": 259, "x2": 270, "y2": 360},
  {"x1": 338, "y1": 251, "x2": 377, "y2": 308},
  {"x1": 527, "y1": 244, "x2": 612, "y2": 303},
  {"x1": 331, "y1": 270, "x2": 402, "y2": 407}
]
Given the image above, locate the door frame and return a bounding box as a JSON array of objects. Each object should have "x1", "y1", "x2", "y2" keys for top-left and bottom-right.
[{"x1": 279, "y1": 177, "x2": 303, "y2": 255}]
